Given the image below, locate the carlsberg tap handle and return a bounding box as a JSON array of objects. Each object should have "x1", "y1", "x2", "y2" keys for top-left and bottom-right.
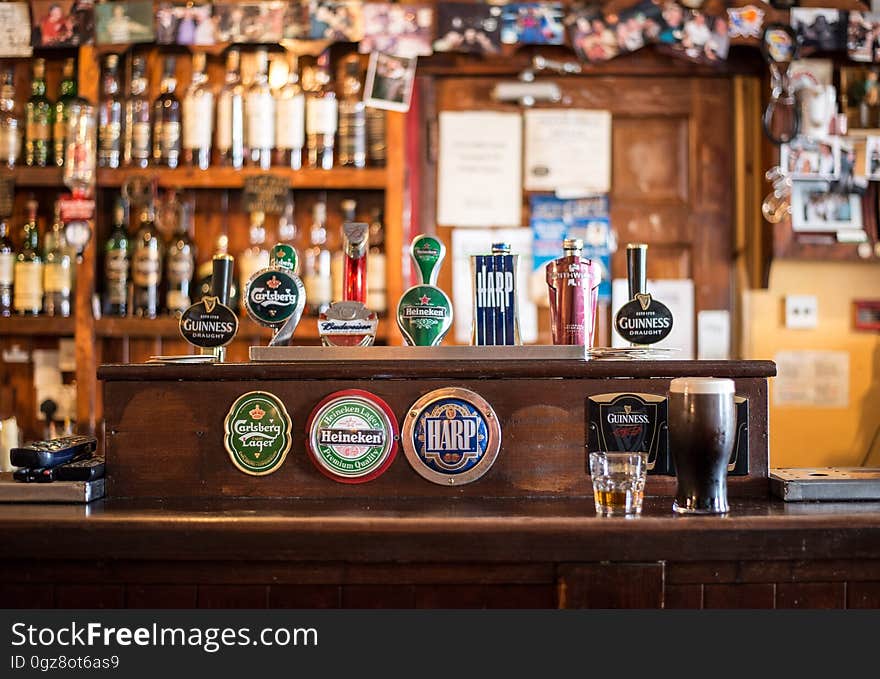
[
  {"x1": 411, "y1": 235, "x2": 445, "y2": 286},
  {"x1": 271, "y1": 243, "x2": 298, "y2": 273},
  {"x1": 210, "y1": 254, "x2": 234, "y2": 307},
  {"x1": 626, "y1": 243, "x2": 648, "y2": 300}
]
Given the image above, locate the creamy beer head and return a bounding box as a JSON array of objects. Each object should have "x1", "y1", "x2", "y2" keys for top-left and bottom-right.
[{"x1": 669, "y1": 377, "x2": 735, "y2": 396}]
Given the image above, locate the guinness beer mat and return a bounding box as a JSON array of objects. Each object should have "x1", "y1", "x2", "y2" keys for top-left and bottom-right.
[
  {"x1": 586, "y1": 393, "x2": 670, "y2": 475},
  {"x1": 224, "y1": 391, "x2": 293, "y2": 476},
  {"x1": 306, "y1": 390, "x2": 399, "y2": 483},
  {"x1": 402, "y1": 387, "x2": 501, "y2": 486}
]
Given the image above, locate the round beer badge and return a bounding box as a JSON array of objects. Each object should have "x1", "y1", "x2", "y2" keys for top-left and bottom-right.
[
  {"x1": 402, "y1": 387, "x2": 501, "y2": 486},
  {"x1": 244, "y1": 268, "x2": 305, "y2": 328},
  {"x1": 306, "y1": 390, "x2": 398, "y2": 484},
  {"x1": 224, "y1": 391, "x2": 292, "y2": 476}
]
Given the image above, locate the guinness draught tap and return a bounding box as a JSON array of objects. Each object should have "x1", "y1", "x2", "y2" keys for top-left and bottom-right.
[
  {"x1": 396, "y1": 235, "x2": 453, "y2": 346},
  {"x1": 178, "y1": 254, "x2": 239, "y2": 362},
  {"x1": 614, "y1": 244, "x2": 673, "y2": 345},
  {"x1": 244, "y1": 243, "x2": 306, "y2": 346}
]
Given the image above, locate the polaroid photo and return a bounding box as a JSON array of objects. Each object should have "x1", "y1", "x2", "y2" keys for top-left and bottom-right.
[
  {"x1": 0, "y1": 2, "x2": 34, "y2": 56},
  {"x1": 726, "y1": 4, "x2": 764, "y2": 40},
  {"x1": 847, "y1": 12, "x2": 880, "y2": 63},
  {"x1": 566, "y1": 6, "x2": 619, "y2": 62},
  {"x1": 790, "y1": 8, "x2": 847, "y2": 53},
  {"x1": 31, "y1": 0, "x2": 95, "y2": 47},
  {"x1": 434, "y1": 1, "x2": 502, "y2": 56},
  {"x1": 364, "y1": 51, "x2": 417, "y2": 112},
  {"x1": 660, "y1": 9, "x2": 728, "y2": 63},
  {"x1": 865, "y1": 136, "x2": 880, "y2": 179},
  {"x1": 360, "y1": 3, "x2": 433, "y2": 57},
  {"x1": 155, "y1": 2, "x2": 215, "y2": 46},
  {"x1": 95, "y1": 0, "x2": 155, "y2": 44},
  {"x1": 791, "y1": 180, "x2": 864, "y2": 232},
  {"x1": 500, "y1": 2, "x2": 565, "y2": 46},
  {"x1": 307, "y1": 1, "x2": 363, "y2": 42},
  {"x1": 781, "y1": 137, "x2": 839, "y2": 180},
  {"x1": 213, "y1": 2, "x2": 285, "y2": 43},
  {"x1": 609, "y1": 0, "x2": 666, "y2": 54}
]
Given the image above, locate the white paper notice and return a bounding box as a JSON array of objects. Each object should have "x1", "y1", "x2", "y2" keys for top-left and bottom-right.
[
  {"x1": 697, "y1": 310, "x2": 731, "y2": 360},
  {"x1": 437, "y1": 111, "x2": 522, "y2": 227},
  {"x1": 611, "y1": 279, "x2": 694, "y2": 358},
  {"x1": 450, "y1": 228, "x2": 538, "y2": 345},
  {"x1": 0, "y1": 3, "x2": 33, "y2": 57},
  {"x1": 773, "y1": 350, "x2": 850, "y2": 408},
  {"x1": 524, "y1": 109, "x2": 611, "y2": 194}
]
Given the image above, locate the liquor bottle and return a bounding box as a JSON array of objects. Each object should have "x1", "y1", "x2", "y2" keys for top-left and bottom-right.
[
  {"x1": 303, "y1": 200, "x2": 332, "y2": 315},
  {"x1": 25, "y1": 58, "x2": 53, "y2": 167},
  {"x1": 337, "y1": 55, "x2": 366, "y2": 168},
  {"x1": 42, "y1": 202, "x2": 72, "y2": 317},
  {"x1": 305, "y1": 50, "x2": 338, "y2": 170},
  {"x1": 546, "y1": 238, "x2": 602, "y2": 346},
  {"x1": 52, "y1": 58, "x2": 77, "y2": 168},
  {"x1": 274, "y1": 54, "x2": 304, "y2": 170},
  {"x1": 278, "y1": 194, "x2": 298, "y2": 253},
  {"x1": 0, "y1": 68, "x2": 21, "y2": 169},
  {"x1": 131, "y1": 203, "x2": 163, "y2": 318},
  {"x1": 102, "y1": 198, "x2": 129, "y2": 317},
  {"x1": 238, "y1": 210, "x2": 270, "y2": 310},
  {"x1": 246, "y1": 49, "x2": 275, "y2": 170},
  {"x1": 366, "y1": 108, "x2": 386, "y2": 167},
  {"x1": 124, "y1": 54, "x2": 151, "y2": 168},
  {"x1": 0, "y1": 216, "x2": 14, "y2": 316},
  {"x1": 164, "y1": 202, "x2": 195, "y2": 315},
  {"x1": 13, "y1": 200, "x2": 42, "y2": 316},
  {"x1": 367, "y1": 207, "x2": 387, "y2": 313},
  {"x1": 331, "y1": 199, "x2": 355, "y2": 303},
  {"x1": 98, "y1": 53, "x2": 123, "y2": 169},
  {"x1": 183, "y1": 51, "x2": 214, "y2": 170},
  {"x1": 153, "y1": 56, "x2": 181, "y2": 168},
  {"x1": 216, "y1": 48, "x2": 245, "y2": 169}
]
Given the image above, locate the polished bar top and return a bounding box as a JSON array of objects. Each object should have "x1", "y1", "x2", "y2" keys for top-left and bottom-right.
[{"x1": 0, "y1": 497, "x2": 877, "y2": 563}]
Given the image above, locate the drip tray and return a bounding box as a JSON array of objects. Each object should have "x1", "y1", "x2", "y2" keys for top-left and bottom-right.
[{"x1": 770, "y1": 468, "x2": 880, "y2": 502}]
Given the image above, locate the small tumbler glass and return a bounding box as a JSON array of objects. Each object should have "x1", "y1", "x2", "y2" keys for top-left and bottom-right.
[{"x1": 589, "y1": 451, "x2": 648, "y2": 517}]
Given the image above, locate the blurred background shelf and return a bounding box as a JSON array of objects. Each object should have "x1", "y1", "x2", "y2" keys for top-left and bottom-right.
[
  {"x1": 0, "y1": 316, "x2": 75, "y2": 336},
  {"x1": 96, "y1": 167, "x2": 388, "y2": 190}
]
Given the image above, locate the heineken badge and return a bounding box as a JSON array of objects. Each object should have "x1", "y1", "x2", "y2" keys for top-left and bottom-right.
[
  {"x1": 306, "y1": 389, "x2": 398, "y2": 483},
  {"x1": 318, "y1": 301, "x2": 378, "y2": 347},
  {"x1": 402, "y1": 387, "x2": 501, "y2": 486},
  {"x1": 614, "y1": 293, "x2": 673, "y2": 345},
  {"x1": 179, "y1": 295, "x2": 238, "y2": 348},
  {"x1": 224, "y1": 391, "x2": 292, "y2": 476},
  {"x1": 244, "y1": 250, "x2": 306, "y2": 346},
  {"x1": 397, "y1": 235, "x2": 453, "y2": 346}
]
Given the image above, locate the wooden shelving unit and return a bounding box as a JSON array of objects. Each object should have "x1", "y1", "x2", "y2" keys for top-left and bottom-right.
[
  {"x1": 8, "y1": 167, "x2": 66, "y2": 188},
  {"x1": 0, "y1": 316, "x2": 75, "y2": 336},
  {"x1": 96, "y1": 166, "x2": 389, "y2": 190}
]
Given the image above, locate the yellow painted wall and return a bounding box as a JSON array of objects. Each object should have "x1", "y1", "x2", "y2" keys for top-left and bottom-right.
[{"x1": 742, "y1": 261, "x2": 880, "y2": 468}]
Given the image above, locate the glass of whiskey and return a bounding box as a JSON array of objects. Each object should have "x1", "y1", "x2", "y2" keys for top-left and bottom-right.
[{"x1": 589, "y1": 451, "x2": 648, "y2": 517}]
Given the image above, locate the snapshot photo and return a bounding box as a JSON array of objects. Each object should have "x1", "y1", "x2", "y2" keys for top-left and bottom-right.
[
  {"x1": 726, "y1": 4, "x2": 764, "y2": 40},
  {"x1": 282, "y1": 1, "x2": 310, "y2": 39},
  {"x1": 95, "y1": 0, "x2": 155, "y2": 44},
  {"x1": 307, "y1": 0, "x2": 363, "y2": 42},
  {"x1": 780, "y1": 137, "x2": 839, "y2": 179},
  {"x1": 865, "y1": 136, "x2": 880, "y2": 178},
  {"x1": 213, "y1": 2, "x2": 285, "y2": 43},
  {"x1": 659, "y1": 9, "x2": 729, "y2": 63},
  {"x1": 360, "y1": 3, "x2": 434, "y2": 57},
  {"x1": 847, "y1": 11, "x2": 880, "y2": 63},
  {"x1": 791, "y1": 8, "x2": 847, "y2": 53},
  {"x1": 155, "y1": 2, "x2": 215, "y2": 45},
  {"x1": 500, "y1": 2, "x2": 565, "y2": 46},
  {"x1": 433, "y1": 1, "x2": 502, "y2": 56},
  {"x1": 566, "y1": 6, "x2": 620, "y2": 62},
  {"x1": 791, "y1": 180, "x2": 864, "y2": 232},
  {"x1": 364, "y1": 51, "x2": 417, "y2": 112},
  {"x1": 31, "y1": 0, "x2": 95, "y2": 47}
]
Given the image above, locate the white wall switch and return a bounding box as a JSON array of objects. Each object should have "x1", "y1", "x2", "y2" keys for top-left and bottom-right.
[{"x1": 785, "y1": 295, "x2": 819, "y2": 329}]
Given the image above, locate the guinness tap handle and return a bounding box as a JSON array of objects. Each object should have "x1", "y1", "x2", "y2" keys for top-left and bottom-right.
[
  {"x1": 211, "y1": 254, "x2": 234, "y2": 307},
  {"x1": 626, "y1": 243, "x2": 648, "y2": 300}
]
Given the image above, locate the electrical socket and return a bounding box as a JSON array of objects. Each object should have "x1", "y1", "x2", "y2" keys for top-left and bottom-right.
[{"x1": 785, "y1": 295, "x2": 819, "y2": 329}]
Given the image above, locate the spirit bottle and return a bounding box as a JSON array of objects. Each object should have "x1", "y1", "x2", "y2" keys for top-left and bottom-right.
[
  {"x1": 102, "y1": 198, "x2": 129, "y2": 317},
  {"x1": 42, "y1": 202, "x2": 72, "y2": 317},
  {"x1": 337, "y1": 55, "x2": 366, "y2": 168},
  {"x1": 0, "y1": 215, "x2": 14, "y2": 316},
  {"x1": 216, "y1": 48, "x2": 245, "y2": 169},
  {"x1": 152, "y1": 56, "x2": 181, "y2": 168},
  {"x1": 25, "y1": 58, "x2": 53, "y2": 167},
  {"x1": 546, "y1": 238, "x2": 601, "y2": 346},
  {"x1": 246, "y1": 49, "x2": 275, "y2": 170},
  {"x1": 366, "y1": 108, "x2": 386, "y2": 167},
  {"x1": 13, "y1": 199, "x2": 42, "y2": 316},
  {"x1": 53, "y1": 58, "x2": 77, "y2": 168},
  {"x1": 274, "y1": 54, "x2": 304, "y2": 170},
  {"x1": 183, "y1": 51, "x2": 214, "y2": 170},
  {"x1": 367, "y1": 207, "x2": 387, "y2": 313},
  {"x1": 238, "y1": 210, "x2": 270, "y2": 310},
  {"x1": 305, "y1": 51, "x2": 337, "y2": 170},
  {"x1": 0, "y1": 68, "x2": 21, "y2": 169},
  {"x1": 131, "y1": 203, "x2": 163, "y2": 318},
  {"x1": 164, "y1": 202, "x2": 195, "y2": 315},
  {"x1": 98, "y1": 53, "x2": 123, "y2": 169},
  {"x1": 278, "y1": 194, "x2": 298, "y2": 254},
  {"x1": 304, "y1": 200, "x2": 332, "y2": 315},
  {"x1": 124, "y1": 54, "x2": 151, "y2": 169}
]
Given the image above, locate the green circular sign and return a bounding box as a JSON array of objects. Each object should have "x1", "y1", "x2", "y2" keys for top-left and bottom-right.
[
  {"x1": 224, "y1": 391, "x2": 292, "y2": 476},
  {"x1": 244, "y1": 268, "x2": 305, "y2": 327}
]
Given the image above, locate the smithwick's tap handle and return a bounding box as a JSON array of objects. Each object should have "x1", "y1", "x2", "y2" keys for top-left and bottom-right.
[
  {"x1": 626, "y1": 243, "x2": 648, "y2": 300},
  {"x1": 411, "y1": 235, "x2": 445, "y2": 286},
  {"x1": 210, "y1": 254, "x2": 234, "y2": 307}
]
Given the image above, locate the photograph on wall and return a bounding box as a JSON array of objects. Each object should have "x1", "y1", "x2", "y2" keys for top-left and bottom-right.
[
  {"x1": 363, "y1": 51, "x2": 417, "y2": 112},
  {"x1": 847, "y1": 11, "x2": 880, "y2": 62},
  {"x1": 780, "y1": 137, "x2": 839, "y2": 180},
  {"x1": 282, "y1": 1, "x2": 311, "y2": 39},
  {"x1": 307, "y1": 0, "x2": 363, "y2": 42},
  {"x1": 433, "y1": 1, "x2": 502, "y2": 56},
  {"x1": 0, "y1": 2, "x2": 33, "y2": 56},
  {"x1": 865, "y1": 136, "x2": 880, "y2": 178},
  {"x1": 566, "y1": 6, "x2": 619, "y2": 62},
  {"x1": 658, "y1": 9, "x2": 729, "y2": 63},
  {"x1": 360, "y1": 3, "x2": 434, "y2": 56},
  {"x1": 95, "y1": 0, "x2": 155, "y2": 44},
  {"x1": 31, "y1": 0, "x2": 95, "y2": 47},
  {"x1": 790, "y1": 8, "x2": 847, "y2": 53},
  {"x1": 726, "y1": 4, "x2": 764, "y2": 40},
  {"x1": 155, "y1": 2, "x2": 215, "y2": 45},
  {"x1": 500, "y1": 2, "x2": 565, "y2": 46},
  {"x1": 213, "y1": 2, "x2": 285, "y2": 43},
  {"x1": 791, "y1": 180, "x2": 864, "y2": 232}
]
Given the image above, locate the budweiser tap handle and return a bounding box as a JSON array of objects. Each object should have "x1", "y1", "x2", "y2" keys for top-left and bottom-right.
[
  {"x1": 626, "y1": 243, "x2": 648, "y2": 300},
  {"x1": 342, "y1": 222, "x2": 369, "y2": 303},
  {"x1": 211, "y1": 254, "x2": 234, "y2": 307}
]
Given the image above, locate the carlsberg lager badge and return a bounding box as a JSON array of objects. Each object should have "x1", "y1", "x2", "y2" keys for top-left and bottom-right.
[{"x1": 224, "y1": 391, "x2": 292, "y2": 476}]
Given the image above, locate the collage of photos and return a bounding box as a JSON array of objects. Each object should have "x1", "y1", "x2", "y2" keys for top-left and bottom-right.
[
  {"x1": 359, "y1": 4, "x2": 433, "y2": 56},
  {"x1": 847, "y1": 11, "x2": 880, "y2": 63},
  {"x1": 95, "y1": 0, "x2": 155, "y2": 45},
  {"x1": 791, "y1": 180, "x2": 864, "y2": 233},
  {"x1": 433, "y1": 1, "x2": 502, "y2": 56},
  {"x1": 500, "y1": 2, "x2": 565, "y2": 46},
  {"x1": 212, "y1": 2, "x2": 285, "y2": 43},
  {"x1": 866, "y1": 136, "x2": 880, "y2": 179},
  {"x1": 307, "y1": 1, "x2": 363, "y2": 42},
  {"x1": 781, "y1": 137, "x2": 839, "y2": 180},
  {"x1": 31, "y1": 0, "x2": 94, "y2": 47},
  {"x1": 155, "y1": 2, "x2": 215, "y2": 45},
  {"x1": 790, "y1": 8, "x2": 847, "y2": 53}
]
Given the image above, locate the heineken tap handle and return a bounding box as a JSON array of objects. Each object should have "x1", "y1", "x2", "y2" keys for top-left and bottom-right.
[
  {"x1": 410, "y1": 234, "x2": 446, "y2": 286},
  {"x1": 626, "y1": 243, "x2": 648, "y2": 300},
  {"x1": 211, "y1": 254, "x2": 234, "y2": 307}
]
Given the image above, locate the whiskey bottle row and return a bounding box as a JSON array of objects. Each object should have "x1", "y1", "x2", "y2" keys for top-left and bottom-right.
[{"x1": 98, "y1": 49, "x2": 385, "y2": 172}]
